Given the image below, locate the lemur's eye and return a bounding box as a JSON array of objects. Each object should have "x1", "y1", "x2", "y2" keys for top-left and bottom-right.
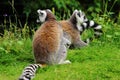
[{"x1": 77, "y1": 12, "x2": 81, "y2": 17}]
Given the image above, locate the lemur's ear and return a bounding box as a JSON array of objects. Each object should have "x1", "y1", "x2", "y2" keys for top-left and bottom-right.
[
  {"x1": 73, "y1": 9, "x2": 78, "y2": 14},
  {"x1": 37, "y1": 9, "x2": 41, "y2": 13}
]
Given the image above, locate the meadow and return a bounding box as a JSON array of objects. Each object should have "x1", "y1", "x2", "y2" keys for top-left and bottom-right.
[{"x1": 0, "y1": 12, "x2": 120, "y2": 80}]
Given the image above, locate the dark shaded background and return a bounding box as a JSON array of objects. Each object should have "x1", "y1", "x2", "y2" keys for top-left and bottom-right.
[{"x1": 0, "y1": 0, "x2": 119, "y2": 36}]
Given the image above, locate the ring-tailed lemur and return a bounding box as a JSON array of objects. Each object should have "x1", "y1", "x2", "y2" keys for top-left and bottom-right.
[
  {"x1": 19, "y1": 9, "x2": 71, "y2": 80},
  {"x1": 59, "y1": 9, "x2": 102, "y2": 48}
]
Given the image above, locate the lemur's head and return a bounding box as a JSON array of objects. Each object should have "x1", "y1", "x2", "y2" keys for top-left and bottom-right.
[
  {"x1": 70, "y1": 9, "x2": 88, "y2": 31},
  {"x1": 36, "y1": 9, "x2": 56, "y2": 23},
  {"x1": 75, "y1": 10, "x2": 88, "y2": 23}
]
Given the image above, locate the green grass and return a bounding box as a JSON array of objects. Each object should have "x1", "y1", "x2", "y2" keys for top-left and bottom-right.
[{"x1": 0, "y1": 35, "x2": 120, "y2": 80}]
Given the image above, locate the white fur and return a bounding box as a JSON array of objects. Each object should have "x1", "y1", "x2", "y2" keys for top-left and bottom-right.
[
  {"x1": 76, "y1": 13, "x2": 84, "y2": 24},
  {"x1": 75, "y1": 10, "x2": 86, "y2": 31},
  {"x1": 36, "y1": 19, "x2": 40, "y2": 23},
  {"x1": 77, "y1": 23, "x2": 83, "y2": 31},
  {"x1": 94, "y1": 32, "x2": 102, "y2": 35},
  {"x1": 46, "y1": 9, "x2": 52, "y2": 12},
  {"x1": 90, "y1": 20, "x2": 95, "y2": 27},
  {"x1": 37, "y1": 9, "x2": 47, "y2": 22},
  {"x1": 86, "y1": 38, "x2": 90, "y2": 44},
  {"x1": 94, "y1": 25, "x2": 102, "y2": 29},
  {"x1": 73, "y1": 9, "x2": 78, "y2": 14},
  {"x1": 84, "y1": 18, "x2": 88, "y2": 21},
  {"x1": 59, "y1": 60, "x2": 71, "y2": 64},
  {"x1": 75, "y1": 11, "x2": 85, "y2": 31},
  {"x1": 82, "y1": 23, "x2": 87, "y2": 28}
]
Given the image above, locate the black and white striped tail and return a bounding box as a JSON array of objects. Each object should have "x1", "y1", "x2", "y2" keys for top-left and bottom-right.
[
  {"x1": 19, "y1": 64, "x2": 41, "y2": 80},
  {"x1": 80, "y1": 20, "x2": 103, "y2": 43}
]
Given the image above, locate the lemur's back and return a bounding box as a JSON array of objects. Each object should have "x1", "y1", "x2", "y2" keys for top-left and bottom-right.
[
  {"x1": 59, "y1": 20, "x2": 80, "y2": 43},
  {"x1": 33, "y1": 20, "x2": 63, "y2": 64}
]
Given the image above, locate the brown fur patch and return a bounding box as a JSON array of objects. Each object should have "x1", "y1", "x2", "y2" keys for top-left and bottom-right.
[
  {"x1": 59, "y1": 20, "x2": 80, "y2": 43},
  {"x1": 33, "y1": 20, "x2": 62, "y2": 63}
]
